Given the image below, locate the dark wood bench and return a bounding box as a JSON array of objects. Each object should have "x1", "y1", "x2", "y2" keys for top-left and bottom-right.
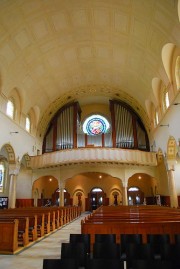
[
  {"x1": 0, "y1": 205, "x2": 81, "y2": 254},
  {"x1": 0, "y1": 216, "x2": 29, "y2": 246},
  {"x1": 81, "y1": 205, "x2": 180, "y2": 245},
  {"x1": 0, "y1": 219, "x2": 19, "y2": 254}
]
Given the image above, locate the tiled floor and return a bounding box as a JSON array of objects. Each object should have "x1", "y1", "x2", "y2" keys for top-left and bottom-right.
[{"x1": 0, "y1": 213, "x2": 87, "y2": 269}]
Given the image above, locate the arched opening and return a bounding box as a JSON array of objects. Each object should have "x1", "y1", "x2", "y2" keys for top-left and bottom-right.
[
  {"x1": 65, "y1": 172, "x2": 122, "y2": 212},
  {"x1": 52, "y1": 188, "x2": 71, "y2": 207},
  {"x1": 111, "y1": 190, "x2": 122, "y2": 206},
  {"x1": 32, "y1": 176, "x2": 59, "y2": 206},
  {"x1": 128, "y1": 172, "x2": 170, "y2": 206},
  {"x1": 89, "y1": 187, "x2": 105, "y2": 211},
  {"x1": 128, "y1": 173, "x2": 157, "y2": 205},
  {"x1": 127, "y1": 186, "x2": 144, "y2": 205}
]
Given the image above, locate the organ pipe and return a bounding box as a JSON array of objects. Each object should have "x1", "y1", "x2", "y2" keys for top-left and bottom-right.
[
  {"x1": 43, "y1": 100, "x2": 149, "y2": 153},
  {"x1": 110, "y1": 100, "x2": 149, "y2": 151}
]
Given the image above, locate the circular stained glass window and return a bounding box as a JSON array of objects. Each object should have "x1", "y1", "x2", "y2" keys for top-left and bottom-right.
[{"x1": 83, "y1": 115, "x2": 110, "y2": 135}]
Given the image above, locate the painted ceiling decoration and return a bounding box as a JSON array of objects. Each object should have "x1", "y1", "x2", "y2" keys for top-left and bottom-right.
[{"x1": 0, "y1": 0, "x2": 179, "y2": 138}]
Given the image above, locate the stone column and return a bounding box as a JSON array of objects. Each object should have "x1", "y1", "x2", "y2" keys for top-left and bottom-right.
[
  {"x1": 33, "y1": 189, "x2": 38, "y2": 207},
  {"x1": 8, "y1": 163, "x2": 20, "y2": 208},
  {"x1": 167, "y1": 162, "x2": 178, "y2": 207},
  {"x1": 122, "y1": 182, "x2": 128, "y2": 205},
  {"x1": 59, "y1": 180, "x2": 65, "y2": 207}
]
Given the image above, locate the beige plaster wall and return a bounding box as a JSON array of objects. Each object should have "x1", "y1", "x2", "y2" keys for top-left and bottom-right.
[
  {"x1": 156, "y1": 162, "x2": 170, "y2": 195},
  {"x1": 16, "y1": 168, "x2": 33, "y2": 198},
  {"x1": 65, "y1": 172, "x2": 123, "y2": 211},
  {"x1": 81, "y1": 103, "x2": 111, "y2": 122}
]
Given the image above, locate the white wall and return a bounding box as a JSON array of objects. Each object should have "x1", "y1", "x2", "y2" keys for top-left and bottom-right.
[
  {"x1": 153, "y1": 104, "x2": 180, "y2": 153},
  {"x1": 16, "y1": 168, "x2": 33, "y2": 198},
  {"x1": 153, "y1": 102, "x2": 180, "y2": 197},
  {"x1": 0, "y1": 111, "x2": 38, "y2": 159}
]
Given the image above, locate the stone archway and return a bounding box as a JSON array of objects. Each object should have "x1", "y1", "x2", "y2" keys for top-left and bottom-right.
[
  {"x1": 32, "y1": 175, "x2": 58, "y2": 206},
  {"x1": 65, "y1": 171, "x2": 123, "y2": 212},
  {"x1": 128, "y1": 173, "x2": 158, "y2": 205}
]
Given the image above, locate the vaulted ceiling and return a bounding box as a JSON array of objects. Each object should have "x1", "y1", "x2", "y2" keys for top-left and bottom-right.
[{"x1": 0, "y1": 0, "x2": 179, "y2": 135}]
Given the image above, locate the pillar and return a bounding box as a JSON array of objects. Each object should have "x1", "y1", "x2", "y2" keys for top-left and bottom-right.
[
  {"x1": 59, "y1": 180, "x2": 65, "y2": 206},
  {"x1": 122, "y1": 182, "x2": 128, "y2": 205},
  {"x1": 167, "y1": 165, "x2": 178, "y2": 207},
  {"x1": 8, "y1": 163, "x2": 20, "y2": 208}
]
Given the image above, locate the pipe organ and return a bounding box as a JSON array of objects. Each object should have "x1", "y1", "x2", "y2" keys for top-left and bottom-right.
[
  {"x1": 110, "y1": 100, "x2": 149, "y2": 151},
  {"x1": 42, "y1": 100, "x2": 149, "y2": 153}
]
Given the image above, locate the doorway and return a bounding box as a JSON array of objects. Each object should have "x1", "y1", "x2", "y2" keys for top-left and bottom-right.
[{"x1": 90, "y1": 187, "x2": 104, "y2": 210}]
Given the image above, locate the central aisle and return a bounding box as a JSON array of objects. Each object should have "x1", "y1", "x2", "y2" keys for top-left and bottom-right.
[{"x1": 0, "y1": 213, "x2": 87, "y2": 269}]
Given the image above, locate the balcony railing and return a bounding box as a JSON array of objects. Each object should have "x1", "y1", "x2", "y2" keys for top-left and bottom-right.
[{"x1": 30, "y1": 148, "x2": 157, "y2": 169}]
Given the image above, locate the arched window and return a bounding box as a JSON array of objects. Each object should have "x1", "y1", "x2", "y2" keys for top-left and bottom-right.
[
  {"x1": 164, "y1": 90, "x2": 170, "y2": 110},
  {"x1": 0, "y1": 162, "x2": 5, "y2": 193},
  {"x1": 92, "y1": 187, "x2": 103, "y2": 192},
  {"x1": 154, "y1": 110, "x2": 159, "y2": 127},
  {"x1": 175, "y1": 56, "x2": 180, "y2": 90},
  {"x1": 128, "y1": 187, "x2": 139, "y2": 191},
  {"x1": 6, "y1": 99, "x2": 15, "y2": 119},
  {"x1": 25, "y1": 116, "x2": 31, "y2": 132}
]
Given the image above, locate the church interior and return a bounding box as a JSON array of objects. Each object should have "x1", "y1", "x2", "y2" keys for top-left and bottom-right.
[{"x1": 0, "y1": 0, "x2": 180, "y2": 268}]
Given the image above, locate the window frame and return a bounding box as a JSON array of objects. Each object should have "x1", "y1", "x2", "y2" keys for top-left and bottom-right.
[
  {"x1": 25, "y1": 116, "x2": 31, "y2": 132},
  {"x1": 6, "y1": 99, "x2": 15, "y2": 119}
]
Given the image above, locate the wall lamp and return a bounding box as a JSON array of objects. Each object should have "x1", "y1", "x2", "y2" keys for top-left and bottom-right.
[
  {"x1": 174, "y1": 102, "x2": 180, "y2": 105},
  {"x1": 160, "y1": 124, "x2": 169, "y2": 127},
  {"x1": 10, "y1": 131, "x2": 19, "y2": 134}
]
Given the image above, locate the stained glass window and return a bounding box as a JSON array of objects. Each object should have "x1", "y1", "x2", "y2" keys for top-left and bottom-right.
[
  {"x1": 0, "y1": 163, "x2": 5, "y2": 192},
  {"x1": 83, "y1": 115, "x2": 110, "y2": 135}
]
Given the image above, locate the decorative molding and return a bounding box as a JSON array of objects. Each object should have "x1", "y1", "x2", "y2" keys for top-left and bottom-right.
[
  {"x1": 37, "y1": 85, "x2": 150, "y2": 138},
  {"x1": 30, "y1": 148, "x2": 157, "y2": 170}
]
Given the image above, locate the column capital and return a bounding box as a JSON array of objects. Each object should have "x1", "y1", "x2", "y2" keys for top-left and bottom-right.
[
  {"x1": 9, "y1": 163, "x2": 20, "y2": 175},
  {"x1": 166, "y1": 159, "x2": 177, "y2": 171},
  {"x1": 122, "y1": 180, "x2": 128, "y2": 188}
]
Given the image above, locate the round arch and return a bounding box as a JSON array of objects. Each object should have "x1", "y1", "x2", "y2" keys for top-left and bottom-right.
[
  {"x1": 127, "y1": 172, "x2": 167, "y2": 205},
  {"x1": 65, "y1": 171, "x2": 123, "y2": 211},
  {"x1": 73, "y1": 189, "x2": 86, "y2": 211},
  {"x1": 110, "y1": 188, "x2": 122, "y2": 206},
  {"x1": 0, "y1": 143, "x2": 16, "y2": 164},
  {"x1": 32, "y1": 175, "x2": 59, "y2": 206}
]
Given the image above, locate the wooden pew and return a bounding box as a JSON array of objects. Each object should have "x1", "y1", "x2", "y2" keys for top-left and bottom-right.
[
  {"x1": 81, "y1": 205, "x2": 180, "y2": 246},
  {"x1": 0, "y1": 216, "x2": 29, "y2": 246},
  {"x1": 0, "y1": 211, "x2": 39, "y2": 240},
  {"x1": 0, "y1": 205, "x2": 81, "y2": 254},
  {"x1": 0, "y1": 219, "x2": 19, "y2": 254}
]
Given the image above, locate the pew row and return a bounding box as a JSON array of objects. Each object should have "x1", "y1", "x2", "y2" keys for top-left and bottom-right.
[
  {"x1": 0, "y1": 219, "x2": 19, "y2": 254},
  {"x1": 81, "y1": 205, "x2": 180, "y2": 246},
  {"x1": 0, "y1": 206, "x2": 81, "y2": 254}
]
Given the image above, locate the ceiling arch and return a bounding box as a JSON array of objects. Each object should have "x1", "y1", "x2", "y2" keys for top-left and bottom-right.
[
  {"x1": 37, "y1": 84, "x2": 151, "y2": 137},
  {"x1": 0, "y1": 0, "x2": 179, "y2": 135}
]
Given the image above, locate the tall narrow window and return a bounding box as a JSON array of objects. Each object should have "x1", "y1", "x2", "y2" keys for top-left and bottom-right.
[
  {"x1": 0, "y1": 163, "x2": 5, "y2": 193},
  {"x1": 6, "y1": 100, "x2": 14, "y2": 119},
  {"x1": 155, "y1": 110, "x2": 159, "y2": 126},
  {"x1": 165, "y1": 91, "x2": 170, "y2": 109},
  {"x1": 25, "y1": 116, "x2": 31, "y2": 132}
]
